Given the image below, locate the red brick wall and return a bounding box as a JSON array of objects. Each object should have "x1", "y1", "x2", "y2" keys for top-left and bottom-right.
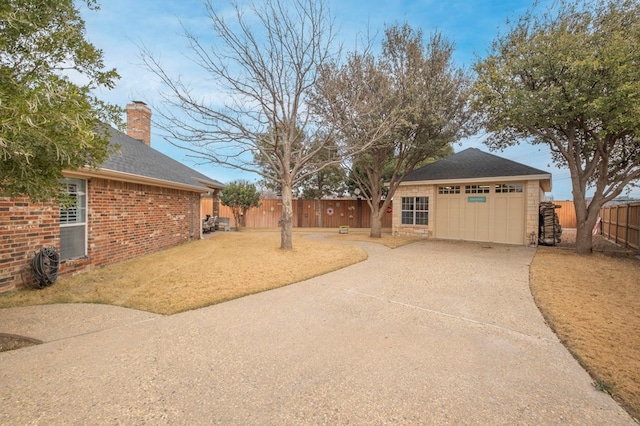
[
  {"x1": 0, "y1": 198, "x2": 59, "y2": 292},
  {"x1": 87, "y1": 178, "x2": 201, "y2": 268},
  {"x1": 0, "y1": 178, "x2": 203, "y2": 292},
  {"x1": 126, "y1": 102, "x2": 152, "y2": 147}
]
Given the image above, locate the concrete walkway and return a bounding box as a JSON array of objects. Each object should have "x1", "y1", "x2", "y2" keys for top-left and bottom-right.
[{"x1": 0, "y1": 239, "x2": 634, "y2": 425}]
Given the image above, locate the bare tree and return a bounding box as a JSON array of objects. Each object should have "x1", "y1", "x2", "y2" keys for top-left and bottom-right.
[
  {"x1": 254, "y1": 130, "x2": 347, "y2": 199},
  {"x1": 142, "y1": 0, "x2": 353, "y2": 250},
  {"x1": 315, "y1": 24, "x2": 473, "y2": 237}
]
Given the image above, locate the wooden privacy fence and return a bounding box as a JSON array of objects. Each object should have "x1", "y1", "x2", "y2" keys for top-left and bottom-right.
[
  {"x1": 202, "y1": 198, "x2": 393, "y2": 229},
  {"x1": 599, "y1": 202, "x2": 640, "y2": 254},
  {"x1": 552, "y1": 200, "x2": 577, "y2": 229}
]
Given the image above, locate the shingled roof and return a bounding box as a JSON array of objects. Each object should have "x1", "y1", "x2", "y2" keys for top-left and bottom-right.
[
  {"x1": 96, "y1": 127, "x2": 224, "y2": 191},
  {"x1": 403, "y1": 148, "x2": 550, "y2": 182}
]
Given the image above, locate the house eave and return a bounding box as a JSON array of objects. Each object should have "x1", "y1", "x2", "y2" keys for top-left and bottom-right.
[
  {"x1": 400, "y1": 174, "x2": 552, "y2": 192},
  {"x1": 194, "y1": 178, "x2": 225, "y2": 191},
  {"x1": 63, "y1": 168, "x2": 220, "y2": 193}
]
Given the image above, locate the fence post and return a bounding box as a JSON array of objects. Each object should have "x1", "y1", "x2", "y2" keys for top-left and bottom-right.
[
  {"x1": 611, "y1": 206, "x2": 618, "y2": 244},
  {"x1": 624, "y1": 204, "x2": 629, "y2": 248},
  {"x1": 638, "y1": 210, "x2": 640, "y2": 255},
  {"x1": 635, "y1": 203, "x2": 640, "y2": 256}
]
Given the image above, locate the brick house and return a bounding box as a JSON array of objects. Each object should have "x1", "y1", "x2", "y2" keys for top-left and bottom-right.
[
  {"x1": 392, "y1": 148, "x2": 551, "y2": 245},
  {"x1": 0, "y1": 102, "x2": 224, "y2": 292}
]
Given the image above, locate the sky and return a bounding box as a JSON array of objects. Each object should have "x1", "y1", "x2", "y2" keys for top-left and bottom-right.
[{"x1": 78, "y1": 0, "x2": 638, "y2": 200}]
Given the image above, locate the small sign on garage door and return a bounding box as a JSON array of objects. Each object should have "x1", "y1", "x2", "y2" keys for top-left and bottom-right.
[{"x1": 467, "y1": 196, "x2": 487, "y2": 203}]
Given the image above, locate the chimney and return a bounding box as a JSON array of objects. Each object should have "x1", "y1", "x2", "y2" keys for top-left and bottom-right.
[{"x1": 126, "y1": 101, "x2": 152, "y2": 147}]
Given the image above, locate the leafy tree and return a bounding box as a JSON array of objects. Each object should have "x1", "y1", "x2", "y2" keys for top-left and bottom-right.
[
  {"x1": 316, "y1": 24, "x2": 472, "y2": 237},
  {"x1": 0, "y1": 0, "x2": 122, "y2": 202},
  {"x1": 472, "y1": 0, "x2": 640, "y2": 254},
  {"x1": 346, "y1": 144, "x2": 454, "y2": 199},
  {"x1": 219, "y1": 181, "x2": 261, "y2": 231},
  {"x1": 298, "y1": 163, "x2": 347, "y2": 199},
  {"x1": 142, "y1": 0, "x2": 378, "y2": 250}
]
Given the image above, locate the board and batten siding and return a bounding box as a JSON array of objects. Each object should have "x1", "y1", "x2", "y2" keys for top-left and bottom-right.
[{"x1": 393, "y1": 180, "x2": 543, "y2": 245}]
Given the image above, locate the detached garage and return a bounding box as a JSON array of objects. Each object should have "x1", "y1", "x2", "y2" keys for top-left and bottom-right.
[{"x1": 392, "y1": 148, "x2": 552, "y2": 245}]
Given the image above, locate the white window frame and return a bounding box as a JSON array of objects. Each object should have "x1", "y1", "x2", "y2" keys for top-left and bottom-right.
[
  {"x1": 465, "y1": 184, "x2": 490, "y2": 194},
  {"x1": 401, "y1": 196, "x2": 429, "y2": 226},
  {"x1": 495, "y1": 183, "x2": 524, "y2": 193},
  {"x1": 438, "y1": 185, "x2": 460, "y2": 194},
  {"x1": 59, "y1": 178, "x2": 87, "y2": 260}
]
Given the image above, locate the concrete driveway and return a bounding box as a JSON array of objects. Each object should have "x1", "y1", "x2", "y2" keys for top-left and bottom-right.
[{"x1": 0, "y1": 238, "x2": 634, "y2": 425}]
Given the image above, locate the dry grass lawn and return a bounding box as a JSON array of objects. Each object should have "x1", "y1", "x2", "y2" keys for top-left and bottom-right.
[
  {"x1": 530, "y1": 232, "x2": 640, "y2": 420},
  {"x1": 325, "y1": 228, "x2": 425, "y2": 248},
  {"x1": 0, "y1": 228, "x2": 419, "y2": 318},
  {"x1": 0, "y1": 230, "x2": 368, "y2": 315}
]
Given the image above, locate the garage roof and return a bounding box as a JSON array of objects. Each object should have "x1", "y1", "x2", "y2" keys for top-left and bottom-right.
[{"x1": 404, "y1": 148, "x2": 551, "y2": 182}]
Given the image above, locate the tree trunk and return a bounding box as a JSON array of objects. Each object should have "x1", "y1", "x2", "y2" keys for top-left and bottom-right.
[
  {"x1": 573, "y1": 192, "x2": 602, "y2": 255},
  {"x1": 575, "y1": 220, "x2": 594, "y2": 255},
  {"x1": 280, "y1": 181, "x2": 294, "y2": 250},
  {"x1": 232, "y1": 208, "x2": 241, "y2": 231},
  {"x1": 240, "y1": 210, "x2": 247, "y2": 228},
  {"x1": 369, "y1": 203, "x2": 383, "y2": 238},
  {"x1": 369, "y1": 195, "x2": 394, "y2": 238}
]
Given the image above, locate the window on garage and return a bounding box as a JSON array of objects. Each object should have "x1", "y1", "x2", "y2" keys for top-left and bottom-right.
[
  {"x1": 465, "y1": 184, "x2": 490, "y2": 194},
  {"x1": 401, "y1": 197, "x2": 429, "y2": 225},
  {"x1": 495, "y1": 183, "x2": 523, "y2": 193},
  {"x1": 438, "y1": 185, "x2": 460, "y2": 194},
  {"x1": 59, "y1": 178, "x2": 87, "y2": 261}
]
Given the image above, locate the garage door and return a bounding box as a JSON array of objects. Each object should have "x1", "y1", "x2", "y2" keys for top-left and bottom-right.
[{"x1": 435, "y1": 183, "x2": 525, "y2": 245}]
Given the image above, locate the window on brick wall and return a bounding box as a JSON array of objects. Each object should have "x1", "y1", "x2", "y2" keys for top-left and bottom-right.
[
  {"x1": 401, "y1": 197, "x2": 429, "y2": 225},
  {"x1": 60, "y1": 178, "x2": 87, "y2": 260}
]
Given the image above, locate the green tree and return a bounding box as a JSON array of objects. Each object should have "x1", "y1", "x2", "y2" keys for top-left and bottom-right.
[
  {"x1": 316, "y1": 24, "x2": 472, "y2": 237},
  {"x1": 298, "y1": 164, "x2": 347, "y2": 199},
  {"x1": 0, "y1": 0, "x2": 122, "y2": 202},
  {"x1": 346, "y1": 144, "x2": 454, "y2": 199},
  {"x1": 220, "y1": 181, "x2": 261, "y2": 231},
  {"x1": 472, "y1": 0, "x2": 640, "y2": 254}
]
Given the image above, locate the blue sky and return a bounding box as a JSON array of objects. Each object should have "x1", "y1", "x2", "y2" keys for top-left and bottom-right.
[{"x1": 79, "y1": 0, "x2": 638, "y2": 200}]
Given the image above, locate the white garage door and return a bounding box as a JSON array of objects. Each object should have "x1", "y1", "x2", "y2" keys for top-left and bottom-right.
[{"x1": 435, "y1": 183, "x2": 525, "y2": 245}]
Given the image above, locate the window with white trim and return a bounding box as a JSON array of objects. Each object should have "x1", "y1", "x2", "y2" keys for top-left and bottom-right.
[
  {"x1": 401, "y1": 197, "x2": 429, "y2": 225},
  {"x1": 59, "y1": 178, "x2": 87, "y2": 260},
  {"x1": 465, "y1": 184, "x2": 490, "y2": 194},
  {"x1": 438, "y1": 185, "x2": 460, "y2": 194},
  {"x1": 495, "y1": 183, "x2": 523, "y2": 193}
]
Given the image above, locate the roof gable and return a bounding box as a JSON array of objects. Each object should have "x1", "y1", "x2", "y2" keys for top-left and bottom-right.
[
  {"x1": 403, "y1": 148, "x2": 550, "y2": 182},
  {"x1": 99, "y1": 127, "x2": 224, "y2": 191}
]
